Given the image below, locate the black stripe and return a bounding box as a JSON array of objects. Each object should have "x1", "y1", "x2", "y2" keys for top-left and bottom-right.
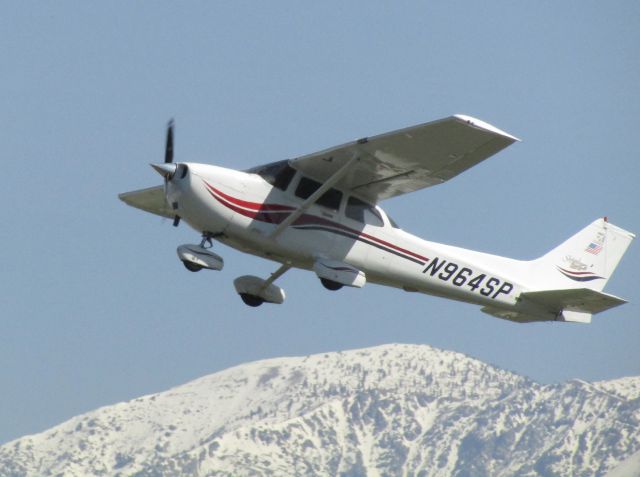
[
  {"x1": 559, "y1": 272, "x2": 603, "y2": 282},
  {"x1": 293, "y1": 225, "x2": 426, "y2": 266}
]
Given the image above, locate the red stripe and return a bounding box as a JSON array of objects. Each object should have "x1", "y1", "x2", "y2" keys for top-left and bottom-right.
[
  {"x1": 205, "y1": 182, "x2": 295, "y2": 212},
  {"x1": 293, "y1": 214, "x2": 429, "y2": 262},
  {"x1": 206, "y1": 188, "x2": 289, "y2": 224},
  {"x1": 361, "y1": 231, "x2": 429, "y2": 262},
  {"x1": 557, "y1": 267, "x2": 597, "y2": 276},
  {"x1": 207, "y1": 189, "x2": 260, "y2": 219},
  {"x1": 206, "y1": 182, "x2": 428, "y2": 263}
]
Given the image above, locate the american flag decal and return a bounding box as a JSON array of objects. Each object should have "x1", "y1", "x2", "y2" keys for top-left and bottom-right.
[{"x1": 585, "y1": 242, "x2": 603, "y2": 255}]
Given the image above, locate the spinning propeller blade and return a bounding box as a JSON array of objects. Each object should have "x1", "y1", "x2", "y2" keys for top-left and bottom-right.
[
  {"x1": 151, "y1": 120, "x2": 177, "y2": 178},
  {"x1": 149, "y1": 119, "x2": 180, "y2": 226},
  {"x1": 165, "y1": 119, "x2": 174, "y2": 164}
]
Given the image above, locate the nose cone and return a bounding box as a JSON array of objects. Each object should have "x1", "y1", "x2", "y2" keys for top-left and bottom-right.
[{"x1": 150, "y1": 163, "x2": 177, "y2": 178}]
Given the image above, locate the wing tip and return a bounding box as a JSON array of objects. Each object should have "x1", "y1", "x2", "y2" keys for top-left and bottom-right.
[{"x1": 454, "y1": 114, "x2": 521, "y2": 142}]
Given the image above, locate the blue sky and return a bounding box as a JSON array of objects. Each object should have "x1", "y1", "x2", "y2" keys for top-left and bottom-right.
[{"x1": 1, "y1": 2, "x2": 638, "y2": 444}]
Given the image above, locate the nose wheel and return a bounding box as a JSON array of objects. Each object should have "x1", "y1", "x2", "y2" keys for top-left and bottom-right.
[
  {"x1": 177, "y1": 233, "x2": 224, "y2": 272},
  {"x1": 181, "y1": 236, "x2": 210, "y2": 272}
]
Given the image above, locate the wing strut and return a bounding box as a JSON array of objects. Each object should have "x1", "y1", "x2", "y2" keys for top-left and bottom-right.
[
  {"x1": 261, "y1": 263, "x2": 292, "y2": 291},
  {"x1": 269, "y1": 153, "x2": 361, "y2": 239}
]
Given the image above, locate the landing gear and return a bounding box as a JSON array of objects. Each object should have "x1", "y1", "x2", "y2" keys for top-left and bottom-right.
[
  {"x1": 320, "y1": 278, "x2": 343, "y2": 291},
  {"x1": 177, "y1": 233, "x2": 224, "y2": 272},
  {"x1": 177, "y1": 233, "x2": 289, "y2": 307},
  {"x1": 234, "y1": 263, "x2": 290, "y2": 307},
  {"x1": 313, "y1": 259, "x2": 366, "y2": 289}
]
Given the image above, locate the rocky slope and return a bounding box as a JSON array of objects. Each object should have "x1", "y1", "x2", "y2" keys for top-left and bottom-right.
[{"x1": 1, "y1": 344, "x2": 639, "y2": 476}]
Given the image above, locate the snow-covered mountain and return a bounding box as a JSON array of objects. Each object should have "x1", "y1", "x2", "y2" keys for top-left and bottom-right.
[{"x1": 1, "y1": 344, "x2": 639, "y2": 477}]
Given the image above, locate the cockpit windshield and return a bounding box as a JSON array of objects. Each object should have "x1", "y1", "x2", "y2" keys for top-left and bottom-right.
[{"x1": 247, "y1": 160, "x2": 296, "y2": 191}]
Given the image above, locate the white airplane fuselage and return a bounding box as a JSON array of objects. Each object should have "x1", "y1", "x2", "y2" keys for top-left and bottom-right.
[
  {"x1": 170, "y1": 162, "x2": 524, "y2": 312},
  {"x1": 121, "y1": 116, "x2": 633, "y2": 322}
]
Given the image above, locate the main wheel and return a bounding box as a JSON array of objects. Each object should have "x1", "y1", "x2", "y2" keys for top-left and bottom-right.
[
  {"x1": 320, "y1": 278, "x2": 343, "y2": 291},
  {"x1": 240, "y1": 293, "x2": 264, "y2": 307},
  {"x1": 182, "y1": 260, "x2": 203, "y2": 272}
]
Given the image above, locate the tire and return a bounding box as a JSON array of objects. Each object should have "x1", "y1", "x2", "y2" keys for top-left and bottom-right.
[
  {"x1": 320, "y1": 278, "x2": 343, "y2": 291},
  {"x1": 182, "y1": 260, "x2": 203, "y2": 272},
  {"x1": 240, "y1": 293, "x2": 264, "y2": 307}
]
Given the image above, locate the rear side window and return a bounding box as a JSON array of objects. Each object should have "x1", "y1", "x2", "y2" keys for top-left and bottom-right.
[
  {"x1": 295, "y1": 176, "x2": 342, "y2": 211},
  {"x1": 346, "y1": 196, "x2": 383, "y2": 227}
]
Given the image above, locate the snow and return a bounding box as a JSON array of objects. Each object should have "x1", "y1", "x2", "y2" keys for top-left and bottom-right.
[
  {"x1": 595, "y1": 376, "x2": 640, "y2": 401},
  {"x1": 1, "y1": 343, "x2": 638, "y2": 476},
  {"x1": 606, "y1": 450, "x2": 640, "y2": 477}
]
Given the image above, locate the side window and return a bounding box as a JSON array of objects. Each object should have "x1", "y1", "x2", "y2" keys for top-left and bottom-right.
[
  {"x1": 248, "y1": 160, "x2": 296, "y2": 191},
  {"x1": 294, "y1": 176, "x2": 319, "y2": 199},
  {"x1": 295, "y1": 176, "x2": 342, "y2": 211},
  {"x1": 317, "y1": 188, "x2": 342, "y2": 211},
  {"x1": 346, "y1": 196, "x2": 384, "y2": 227}
]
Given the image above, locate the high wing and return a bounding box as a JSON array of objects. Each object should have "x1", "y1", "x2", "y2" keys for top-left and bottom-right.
[
  {"x1": 289, "y1": 115, "x2": 519, "y2": 203},
  {"x1": 119, "y1": 185, "x2": 174, "y2": 219}
]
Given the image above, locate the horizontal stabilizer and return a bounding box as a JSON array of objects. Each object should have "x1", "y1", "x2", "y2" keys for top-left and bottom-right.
[
  {"x1": 481, "y1": 307, "x2": 555, "y2": 323},
  {"x1": 521, "y1": 288, "x2": 627, "y2": 315},
  {"x1": 559, "y1": 310, "x2": 592, "y2": 324},
  {"x1": 119, "y1": 186, "x2": 173, "y2": 219},
  {"x1": 482, "y1": 288, "x2": 626, "y2": 324}
]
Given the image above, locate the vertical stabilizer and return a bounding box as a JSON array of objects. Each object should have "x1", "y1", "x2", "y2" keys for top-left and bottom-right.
[{"x1": 528, "y1": 218, "x2": 634, "y2": 292}]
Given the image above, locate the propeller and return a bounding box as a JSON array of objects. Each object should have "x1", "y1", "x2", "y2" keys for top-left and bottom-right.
[
  {"x1": 165, "y1": 118, "x2": 174, "y2": 163},
  {"x1": 151, "y1": 119, "x2": 180, "y2": 226},
  {"x1": 151, "y1": 119, "x2": 178, "y2": 178}
]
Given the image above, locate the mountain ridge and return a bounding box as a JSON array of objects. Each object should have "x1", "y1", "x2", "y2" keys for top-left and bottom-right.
[{"x1": 1, "y1": 343, "x2": 639, "y2": 476}]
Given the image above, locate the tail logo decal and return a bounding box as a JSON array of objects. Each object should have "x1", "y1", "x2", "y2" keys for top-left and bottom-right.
[
  {"x1": 564, "y1": 255, "x2": 588, "y2": 271},
  {"x1": 556, "y1": 266, "x2": 604, "y2": 282},
  {"x1": 585, "y1": 242, "x2": 603, "y2": 255},
  {"x1": 585, "y1": 231, "x2": 605, "y2": 255}
]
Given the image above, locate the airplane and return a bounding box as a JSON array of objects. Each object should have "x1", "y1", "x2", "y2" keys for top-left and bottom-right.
[{"x1": 119, "y1": 115, "x2": 634, "y2": 323}]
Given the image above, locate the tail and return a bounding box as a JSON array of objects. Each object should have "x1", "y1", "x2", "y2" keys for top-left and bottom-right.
[
  {"x1": 530, "y1": 217, "x2": 634, "y2": 292},
  {"x1": 521, "y1": 218, "x2": 634, "y2": 323}
]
